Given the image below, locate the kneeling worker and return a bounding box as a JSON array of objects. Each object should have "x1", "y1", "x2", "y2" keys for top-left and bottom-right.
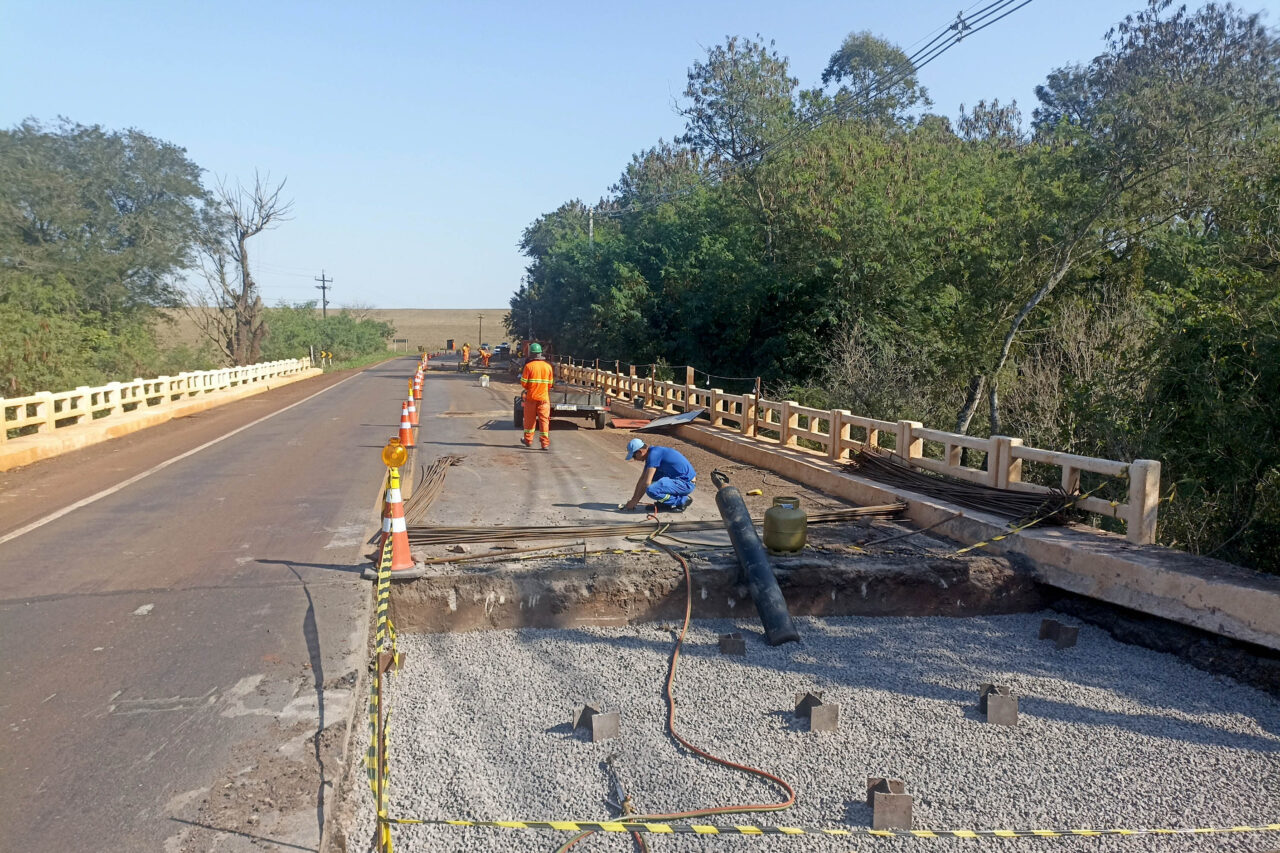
[{"x1": 622, "y1": 438, "x2": 696, "y2": 512}]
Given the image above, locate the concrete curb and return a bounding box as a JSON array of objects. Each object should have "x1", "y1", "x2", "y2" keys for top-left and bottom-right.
[
  {"x1": 612, "y1": 402, "x2": 1280, "y2": 652},
  {"x1": 0, "y1": 368, "x2": 324, "y2": 472}
]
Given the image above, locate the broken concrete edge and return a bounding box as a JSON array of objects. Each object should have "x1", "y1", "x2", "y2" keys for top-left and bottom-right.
[
  {"x1": 606, "y1": 401, "x2": 1280, "y2": 653},
  {"x1": 0, "y1": 367, "x2": 324, "y2": 472},
  {"x1": 385, "y1": 550, "x2": 1041, "y2": 634}
]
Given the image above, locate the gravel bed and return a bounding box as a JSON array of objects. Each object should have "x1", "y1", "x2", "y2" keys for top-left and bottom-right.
[{"x1": 347, "y1": 613, "x2": 1280, "y2": 852}]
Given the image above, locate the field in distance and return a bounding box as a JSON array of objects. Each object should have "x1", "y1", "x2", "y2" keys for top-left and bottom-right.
[
  {"x1": 362, "y1": 309, "x2": 512, "y2": 351},
  {"x1": 159, "y1": 308, "x2": 512, "y2": 352}
]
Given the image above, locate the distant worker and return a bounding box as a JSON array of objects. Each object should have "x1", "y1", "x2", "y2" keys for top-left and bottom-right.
[
  {"x1": 520, "y1": 342, "x2": 554, "y2": 450},
  {"x1": 622, "y1": 438, "x2": 696, "y2": 512},
  {"x1": 461, "y1": 342, "x2": 470, "y2": 365},
  {"x1": 480, "y1": 348, "x2": 491, "y2": 368}
]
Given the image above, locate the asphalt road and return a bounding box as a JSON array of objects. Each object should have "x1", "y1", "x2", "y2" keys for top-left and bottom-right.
[
  {"x1": 0, "y1": 358, "x2": 419, "y2": 852},
  {"x1": 0, "y1": 355, "x2": 735, "y2": 853}
]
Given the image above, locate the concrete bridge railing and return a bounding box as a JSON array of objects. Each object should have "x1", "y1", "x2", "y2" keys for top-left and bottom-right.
[
  {"x1": 1, "y1": 358, "x2": 315, "y2": 443},
  {"x1": 558, "y1": 360, "x2": 1161, "y2": 546}
]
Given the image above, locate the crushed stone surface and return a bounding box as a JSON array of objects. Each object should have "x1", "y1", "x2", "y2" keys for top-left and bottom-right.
[{"x1": 346, "y1": 613, "x2": 1280, "y2": 852}]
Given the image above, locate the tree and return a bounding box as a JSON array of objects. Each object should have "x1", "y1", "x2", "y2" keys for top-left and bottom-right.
[
  {"x1": 0, "y1": 118, "x2": 208, "y2": 393},
  {"x1": 193, "y1": 173, "x2": 293, "y2": 365},
  {"x1": 968, "y1": 0, "x2": 1280, "y2": 435},
  {"x1": 0, "y1": 118, "x2": 207, "y2": 315},
  {"x1": 676, "y1": 35, "x2": 797, "y2": 166},
  {"x1": 819, "y1": 31, "x2": 931, "y2": 124}
]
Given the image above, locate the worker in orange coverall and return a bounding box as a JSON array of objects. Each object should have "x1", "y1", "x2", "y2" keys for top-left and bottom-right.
[
  {"x1": 461, "y1": 342, "x2": 470, "y2": 366},
  {"x1": 480, "y1": 348, "x2": 491, "y2": 368},
  {"x1": 520, "y1": 343, "x2": 554, "y2": 450}
]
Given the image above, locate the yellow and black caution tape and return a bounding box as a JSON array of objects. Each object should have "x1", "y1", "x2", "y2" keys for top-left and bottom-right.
[
  {"x1": 954, "y1": 479, "x2": 1119, "y2": 555},
  {"x1": 366, "y1": 532, "x2": 401, "y2": 853},
  {"x1": 380, "y1": 817, "x2": 1280, "y2": 839}
]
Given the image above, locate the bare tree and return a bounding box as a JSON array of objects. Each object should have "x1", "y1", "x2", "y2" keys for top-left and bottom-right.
[{"x1": 187, "y1": 173, "x2": 293, "y2": 365}]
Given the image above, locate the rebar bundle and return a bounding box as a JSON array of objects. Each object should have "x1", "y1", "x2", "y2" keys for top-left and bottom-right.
[
  {"x1": 844, "y1": 450, "x2": 1073, "y2": 524},
  {"x1": 404, "y1": 455, "x2": 464, "y2": 523},
  {"x1": 405, "y1": 504, "x2": 905, "y2": 548}
]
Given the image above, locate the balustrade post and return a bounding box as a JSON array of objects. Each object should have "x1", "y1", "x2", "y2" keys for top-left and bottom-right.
[
  {"x1": 895, "y1": 420, "x2": 923, "y2": 463},
  {"x1": 709, "y1": 389, "x2": 723, "y2": 427},
  {"x1": 780, "y1": 401, "x2": 800, "y2": 447},
  {"x1": 990, "y1": 436, "x2": 1023, "y2": 488},
  {"x1": 1126, "y1": 459, "x2": 1162, "y2": 545},
  {"x1": 829, "y1": 410, "x2": 851, "y2": 461},
  {"x1": 740, "y1": 395, "x2": 757, "y2": 436},
  {"x1": 38, "y1": 391, "x2": 56, "y2": 434},
  {"x1": 945, "y1": 441, "x2": 962, "y2": 468}
]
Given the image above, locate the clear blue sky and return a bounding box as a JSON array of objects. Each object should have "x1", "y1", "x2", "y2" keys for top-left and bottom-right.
[{"x1": 3, "y1": 1, "x2": 1276, "y2": 309}]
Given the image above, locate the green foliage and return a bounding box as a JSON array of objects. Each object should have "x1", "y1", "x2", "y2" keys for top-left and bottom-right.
[
  {"x1": 0, "y1": 119, "x2": 213, "y2": 395},
  {"x1": 0, "y1": 118, "x2": 207, "y2": 316},
  {"x1": 259, "y1": 302, "x2": 395, "y2": 362},
  {"x1": 514, "y1": 3, "x2": 1280, "y2": 573},
  {"x1": 819, "y1": 31, "x2": 931, "y2": 123}
]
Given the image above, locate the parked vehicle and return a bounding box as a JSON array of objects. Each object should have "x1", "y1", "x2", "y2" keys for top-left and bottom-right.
[{"x1": 514, "y1": 383, "x2": 609, "y2": 430}]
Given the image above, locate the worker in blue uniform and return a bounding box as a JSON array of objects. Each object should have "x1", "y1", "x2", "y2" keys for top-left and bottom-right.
[{"x1": 621, "y1": 437, "x2": 696, "y2": 512}]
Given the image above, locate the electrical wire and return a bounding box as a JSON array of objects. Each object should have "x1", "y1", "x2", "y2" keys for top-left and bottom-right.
[{"x1": 595, "y1": 0, "x2": 1036, "y2": 221}]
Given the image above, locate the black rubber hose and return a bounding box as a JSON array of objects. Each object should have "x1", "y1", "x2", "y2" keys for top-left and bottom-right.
[{"x1": 710, "y1": 470, "x2": 800, "y2": 646}]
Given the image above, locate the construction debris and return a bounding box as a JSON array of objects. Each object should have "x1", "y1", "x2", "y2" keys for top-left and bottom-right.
[
  {"x1": 406, "y1": 504, "x2": 905, "y2": 548},
  {"x1": 845, "y1": 450, "x2": 1075, "y2": 524},
  {"x1": 403, "y1": 454, "x2": 464, "y2": 523}
]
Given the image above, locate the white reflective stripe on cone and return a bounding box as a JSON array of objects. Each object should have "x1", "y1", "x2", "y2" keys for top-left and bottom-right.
[
  {"x1": 386, "y1": 489, "x2": 402, "y2": 503},
  {"x1": 389, "y1": 517, "x2": 407, "y2": 532}
]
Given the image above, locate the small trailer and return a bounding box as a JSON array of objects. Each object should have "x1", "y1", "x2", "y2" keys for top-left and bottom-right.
[{"x1": 514, "y1": 384, "x2": 610, "y2": 430}]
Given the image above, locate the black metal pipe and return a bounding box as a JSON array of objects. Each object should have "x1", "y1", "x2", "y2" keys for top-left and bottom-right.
[{"x1": 710, "y1": 470, "x2": 800, "y2": 646}]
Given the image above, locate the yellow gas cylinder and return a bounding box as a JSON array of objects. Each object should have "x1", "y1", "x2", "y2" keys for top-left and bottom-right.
[{"x1": 763, "y1": 496, "x2": 807, "y2": 554}]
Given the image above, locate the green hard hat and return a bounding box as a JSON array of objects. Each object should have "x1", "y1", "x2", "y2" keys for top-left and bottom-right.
[{"x1": 529, "y1": 343, "x2": 542, "y2": 354}]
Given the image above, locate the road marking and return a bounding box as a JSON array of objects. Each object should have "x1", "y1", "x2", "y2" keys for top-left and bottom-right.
[
  {"x1": 0, "y1": 371, "x2": 365, "y2": 547},
  {"x1": 133, "y1": 603, "x2": 154, "y2": 616}
]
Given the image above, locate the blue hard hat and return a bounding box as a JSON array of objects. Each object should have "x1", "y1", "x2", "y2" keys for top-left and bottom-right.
[{"x1": 625, "y1": 438, "x2": 645, "y2": 460}]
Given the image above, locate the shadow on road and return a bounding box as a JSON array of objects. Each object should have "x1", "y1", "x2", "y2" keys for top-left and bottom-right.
[
  {"x1": 168, "y1": 817, "x2": 317, "y2": 852},
  {"x1": 285, "y1": 563, "x2": 328, "y2": 843},
  {"x1": 553, "y1": 502, "x2": 628, "y2": 513},
  {"x1": 257, "y1": 558, "x2": 366, "y2": 576}
]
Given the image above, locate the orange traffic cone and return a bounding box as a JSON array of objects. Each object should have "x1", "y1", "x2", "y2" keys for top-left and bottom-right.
[
  {"x1": 406, "y1": 393, "x2": 419, "y2": 427},
  {"x1": 398, "y1": 401, "x2": 415, "y2": 448},
  {"x1": 380, "y1": 467, "x2": 418, "y2": 574},
  {"x1": 413, "y1": 370, "x2": 423, "y2": 401}
]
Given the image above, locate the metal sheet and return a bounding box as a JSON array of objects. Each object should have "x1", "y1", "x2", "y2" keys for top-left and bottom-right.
[{"x1": 636, "y1": 408, "x2": 707, "y2": 432}]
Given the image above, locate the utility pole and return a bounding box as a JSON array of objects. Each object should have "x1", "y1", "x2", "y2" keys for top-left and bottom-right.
[
  {"x1": 314, "y1": 270, "x2": 333, "y2": 319},
  {"x1": 477, "y1": 313, "x2": 484, "y2": 346}
]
